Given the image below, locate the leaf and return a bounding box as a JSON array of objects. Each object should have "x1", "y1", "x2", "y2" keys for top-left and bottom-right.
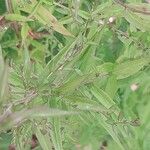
[
  {"x1": 95, "y1": 63, "x2": 114, "y2": 74},
  {"x1": 37, "y1": 6, "x2": 73, "y2": 36},
  {"x1": 19, "y1": 0, "x2": 73, "y2": 36},
  {"x1": 94, "y1": 113, "x2": 124, "y2": 150},
  {"x1": 59, "y1": 16, "x2": 73, "y2": 25},
  {"x1": 64, "y1": 94, "x2": 98, "y2": 105},
  {"x1": 78, "y1": 10, "x2": 90, "y2": 20},
  {"x1": 50, "y1": 118, "x2": 63, "y2": 150},
  {"x1": 55, "y1": 62, "x2": 114, "y2": 95},
  {"x1": 113, "y1": 58, "x2": 150, "y2": 79},
  {"x1": 21, "y1": 23, "x2": 30, "y2": 44},
  {"x1": 36, "y1": 127, "x2": 52, "y2": 150},
  {"x1": 55, "y1": 75, "x2": 87, "y2": 95},
  {"x1": 23, "y1": 46, "x2": 31, "y2": 80},
  {"x1": 0, "y1": 46, "x2": 8, "y2": 103},
  {"x1": 127, "y1": 3, "x2": 150, "y2": 15},
  {"x1": 64, "y1": 93, "x2": 109, "y2": 112},
  {"x1": 90, "y1": 85, "x2": 116, "y2": 109},
  {"x1": 124, "y1": 10, "x2": 150, "y2": 32},
  {"x1": 105, "y1": 75, "x2": 118, "y2": 99},
  {"x1": 92, "y1": 2, "x2": 112, "y2": 15},
  {"x1": 5, "y1": 14, "x2": 33, "y2": 22},
  {"x1": 11, "y1": 0, "x2": 20, "y2": 14}
]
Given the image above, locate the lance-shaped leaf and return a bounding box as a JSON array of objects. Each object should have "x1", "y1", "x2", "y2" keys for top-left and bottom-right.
[
  {"x1": 127, "y1": 3, "x2": 150, "y2": 15},
  {"x1": 94, "y1": 113, "x2": 124, "y2": 150},
  {"x1": 105, "y1": 75, "x2": 118, "y2": 99},
  {"x1": 23, "y1": 46, "x2": 31, "y2": 80},
  {"x1": 37, "y1": 5, "x2": 73, "y2": 37},
  {"x1": 124, "y1": 10, "x2": 150, "y2": 32},
  {"x1": 55, "y1": 75, "x2": 87, "y2": 95},
  {"x1": 5, "y1": 14, "x2": 33, "y2": 22},
  {"x1": 90, "y1": 85, "x2": 116, "y2": 109},
  {"x1": 36, "y1": 127, "x2": 52, "y2": 150},
  {"x1": 19, "y1": 0, "x2": 73, "y2": 36},
  {"x1": 50, "y1": 118, "x2": 63, "y2": 150},
  {"x1": 21, "y1": 23, "x2": 30, "y2": 44},
  {"x1": 113, "y1": 57, "x2": 150, "y2": 79}
]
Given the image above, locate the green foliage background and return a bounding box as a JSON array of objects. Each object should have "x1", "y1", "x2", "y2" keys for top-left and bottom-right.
[{"x1": 0, "y1": 0, "x2": 150, "y2": 150}]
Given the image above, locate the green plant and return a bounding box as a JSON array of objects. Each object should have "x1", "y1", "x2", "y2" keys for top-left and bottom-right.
[{"x1": 0, "y1": 0, "x2": 150, "y2": 150}]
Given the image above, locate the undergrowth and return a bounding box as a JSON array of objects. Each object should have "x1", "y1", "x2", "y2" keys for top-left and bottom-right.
[{"x1": 0, "y1": 0, "x2": 150, "y2": 150}]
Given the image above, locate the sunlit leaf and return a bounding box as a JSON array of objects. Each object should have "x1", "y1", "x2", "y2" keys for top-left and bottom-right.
[
  {"x1": 113, "y1": 58, "x2": 150, "y2": 79},
  {"x1": 36, "y1": 127, "x2": 52, "y2": 150},
  {"x1": 90, "y1": 85, "x2": 116, "y2": 109},
  {"x1": 50, "y1": 118, "x2": 63, "y2": 150},
  {"x1": 19, "y1": 0, "x2": 73, "y2": 36},
  {"x1": 5, "y1": 14, "x2": 33, "y2": 22},
  {"x1": 21, "y1": 23, "x2": 30, "y2": 44},
  {"x1": 124, "y1": 10, "x2": 150, "y2": 32},
  {"x1": 105, "y1": 75, "x2": 118, "y2": 99}
]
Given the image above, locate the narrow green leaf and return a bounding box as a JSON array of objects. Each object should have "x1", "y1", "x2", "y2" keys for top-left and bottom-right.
[
  {"x1": 92, "y1": 2, "x2": 112, "y2": 15},
  {"x1": 95, "y1": 63, "x2": 114, "y2": 74},
  {"x1": 124, "y1": 11, "x2": 150, "y2": 32},
  {"x1": 59, "y1": 16, "x2": 73, "y2": 25},
  {"x1": 36, "y1": 127, "x2": 52, "y2": 150},
  {"x1": 37, "y1": 6, "x2": 72, "y2": 36},
  {"x1": 20, "y1": 0, "x2": 73, "y2": 36},
  {"x1": 127, "y1": 3, "x2": 150, "y2": 15},
  {"x1": 56, "y1": 75, "x2": 86, "y2": 95},
  {"x1": 5, "y1": 14, "x2": 33, "y2": 22},
  {"x1": 23, "y1": 46, "x2": 31, "y2": 80},
  {"x1": 95, "y1": 113, "x2": 124, "y2": 150},
  {"x1": 64, "y1": 94, "x2": 99, "y2": 105},
  {"x1": 50, "y1": 118, "x2": 63, "y2": 150},
  {"x1": 113, "y1": 58, "x2": 150, "y2": 79},
  {"x1": 105, "y1": 75, "x2": 118, "y2": 99},
  {"x1": 91, "y1": 85, "x2": 116, "y2": 109},
  {"x1": 21, "y1": 23, "x2": 30, "y2": 44},
  {"x1": 78, "y1": 10, "x2": 90, "y2": 20}
]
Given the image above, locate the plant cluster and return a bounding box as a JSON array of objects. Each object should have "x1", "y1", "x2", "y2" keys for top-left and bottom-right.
[{"x1": 0, "y1": 0, "x2": 150, "y2": 150}]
